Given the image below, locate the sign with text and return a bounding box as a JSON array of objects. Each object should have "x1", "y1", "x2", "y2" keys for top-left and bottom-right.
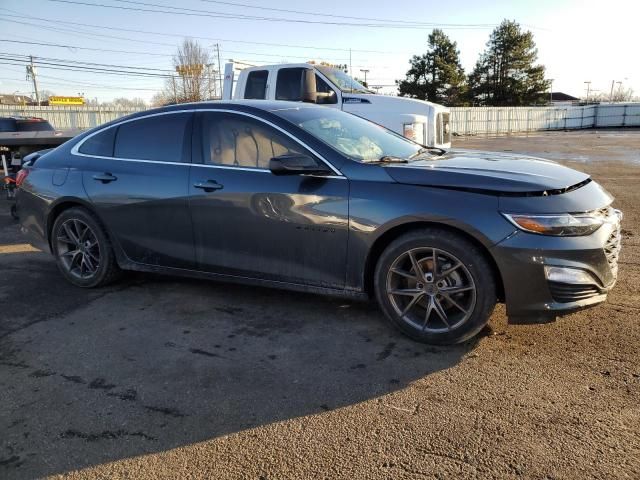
[{"x1": 49, "y1": 96, "x2": 85, "y2": 105}]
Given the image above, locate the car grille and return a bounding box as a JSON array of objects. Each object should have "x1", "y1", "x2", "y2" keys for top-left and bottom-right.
[
  {"x1": 600, "y1": 206, "x2": 622, "y2": 279},
  {"x1": 549, "y1": 281, "x2": 602, "y2": 303}
]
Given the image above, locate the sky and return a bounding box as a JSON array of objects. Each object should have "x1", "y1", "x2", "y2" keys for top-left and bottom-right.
[{"x1": 0, "y1": 0, "x2": 638, "y2": 103}]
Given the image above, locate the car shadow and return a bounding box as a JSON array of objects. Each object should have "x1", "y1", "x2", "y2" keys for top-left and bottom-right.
[{"x1": 1, "y1": 266, "x2": 486, "y2": 479}]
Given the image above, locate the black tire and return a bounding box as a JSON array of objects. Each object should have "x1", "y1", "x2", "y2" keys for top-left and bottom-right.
[
  {"x1": 374, "y1": 228, "x2": 496, "y2": 345},
  {"x1": 51, "y1": 207, "x2": 121, "y2": 288}
]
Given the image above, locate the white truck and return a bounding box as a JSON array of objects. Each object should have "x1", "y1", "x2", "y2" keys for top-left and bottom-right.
[{"x1": 222, "y1": 62, "x2": 451, "y2": 149}]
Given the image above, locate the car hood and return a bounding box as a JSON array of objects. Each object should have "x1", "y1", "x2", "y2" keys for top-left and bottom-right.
[{"x1": 384, "y1": 149, "x2": 591, "y2": 195}]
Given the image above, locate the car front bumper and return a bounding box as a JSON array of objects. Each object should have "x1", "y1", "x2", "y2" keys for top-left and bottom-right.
[{"x1": 491, "y1": 207, "x2": 622, "y2": 320}]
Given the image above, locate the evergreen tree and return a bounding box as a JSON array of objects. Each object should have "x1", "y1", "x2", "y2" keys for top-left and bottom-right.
[
  {"x1": 468, "y1": 20, "x2": 549, "y2": 106},
  {"x1": 397, "y1": 29, "x2": 467, "y2": 106}
]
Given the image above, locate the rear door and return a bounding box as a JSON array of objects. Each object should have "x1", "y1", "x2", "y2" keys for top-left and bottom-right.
[
  {"x1": 79, "y1": 112, "x2": 196, "y2": 268},
  {"x1": 188, "y1": 110, "x2": 349, "y2": 288}
]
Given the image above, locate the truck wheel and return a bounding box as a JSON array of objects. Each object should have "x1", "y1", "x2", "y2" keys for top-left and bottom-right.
[
  {"x1": 374, "y1": 228, "x2": 496, "y2": 345},
  {"x1": 51, "y1": 207, "x2": 121, "y2": 288}
]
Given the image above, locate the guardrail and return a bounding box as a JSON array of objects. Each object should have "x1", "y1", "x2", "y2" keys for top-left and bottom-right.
[{"x1": 2, "y1": 103, "x2": 639, "y2": 135}]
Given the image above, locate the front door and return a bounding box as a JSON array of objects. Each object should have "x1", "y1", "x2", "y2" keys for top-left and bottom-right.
[
  {"x1": 81, "y1": 112, "x2": 195, "y2": 269},
  {"x1": 188, "y1": 111, "x2": 349, "y2": 288}
]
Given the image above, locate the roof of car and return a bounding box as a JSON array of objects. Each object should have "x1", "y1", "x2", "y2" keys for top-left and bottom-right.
[{"x1": 157, "y1": 99, "x2": 321, "y2": 113}]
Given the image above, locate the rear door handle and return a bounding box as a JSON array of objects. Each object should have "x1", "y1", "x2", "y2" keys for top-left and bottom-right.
[
  {"x1": 193, "y1": 180, "x2": 224, "y2": 192},
  {"x1": 93, "y1": 173, "x2": 117, "y2": 183}
]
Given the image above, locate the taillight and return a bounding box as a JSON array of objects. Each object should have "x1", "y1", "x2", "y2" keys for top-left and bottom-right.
[{"x1": 16, "y1": 169, "x2": 30, "y2": 187}]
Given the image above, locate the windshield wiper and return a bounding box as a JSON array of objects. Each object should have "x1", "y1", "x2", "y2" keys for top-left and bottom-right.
[
  {"x1": 362, "y1": 156, "x2": 409, "y2": 164},
  {"x1": 409, "y1": 146, "x2": 447, "y2": 158}
]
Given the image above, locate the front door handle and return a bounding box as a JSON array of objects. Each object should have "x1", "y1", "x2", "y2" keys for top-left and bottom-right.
[
  {"x1": 93, "y1": 173, "x2": 117, "y2": 183},
  {"x1": 194, "y1": 180, "x2": 224, "y2": 192}
]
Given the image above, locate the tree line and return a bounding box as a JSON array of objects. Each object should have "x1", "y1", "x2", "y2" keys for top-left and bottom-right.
[{"x1": 397, "y1": 20, "x2": 551, "y2": 106}]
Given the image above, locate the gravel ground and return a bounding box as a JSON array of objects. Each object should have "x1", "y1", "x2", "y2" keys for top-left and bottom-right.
[{"x1": 1, "y1": 129, "x2": 639, "y2": 480}]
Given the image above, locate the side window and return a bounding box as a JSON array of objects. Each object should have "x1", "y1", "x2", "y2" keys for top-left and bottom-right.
[
  {"x1": 79, "y1": 127, "x2": 116, "y2": 157},
  {"x1": 202, "y1": 113, "x2": 304, "y2": 169},
  {"x1": 244, "y1": 70, "x2": 269, "y2": 99},
  {"x1": 114, "y1": 113, "x2": 191, "y2": 162},
  {"x1": 275, "y1": 68, "x2": 305, "y2": 101},
  {"x1": 315, "y1": 75, "x2": 338, "y2": 105}
]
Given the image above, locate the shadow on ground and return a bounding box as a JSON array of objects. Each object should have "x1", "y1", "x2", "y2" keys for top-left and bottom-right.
[{"x1": 0, "y1": 232, "x2": 482, "y2": 478}]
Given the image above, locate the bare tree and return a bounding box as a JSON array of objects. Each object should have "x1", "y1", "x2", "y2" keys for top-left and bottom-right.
[
  {"x1": 106, "y1": 97, "x2": 147, "y2": 109},
  {"x1": 157, "y1": 39, "x2": 213, "y2": 104}
]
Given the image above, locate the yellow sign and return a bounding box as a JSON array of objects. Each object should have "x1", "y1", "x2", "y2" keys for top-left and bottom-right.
[
  {"x1": 176, "y1": 64, "x2": 204, "y2": 75},
  {"x1": 49, "y1": 96, "x2": 85, "y2": 105}
]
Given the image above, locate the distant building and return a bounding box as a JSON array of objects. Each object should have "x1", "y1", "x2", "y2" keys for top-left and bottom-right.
[
  {"x1": 0, "y1": 94, "x2": 35, "y2": 106},
  {"x1": 550, "y1": 92, "x2": 579, "y2": 105}
]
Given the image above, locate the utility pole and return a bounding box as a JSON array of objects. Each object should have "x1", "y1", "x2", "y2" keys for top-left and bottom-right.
[
  {"x1": 349, "y1": 48, "x2": 353, "y2": 93},
  {"x1": 609, "y1": 80, "x2": 615, "y2": 102},
  {"x1": 26, "y1": 56, "x2": 40, "y2": 106},
  {"x1": 549, "y1": 78, "x2": 554, "y2": 104},
  {"x1": 215, "y1": 43, "x2": 222, "y2": 99},
  {"x1": 359, "y1": 69, "x2": 369, "y2": 86},
  {"x1": 584, "y1": 81, "x2": 591, "y2": 103},
  {"x1": 171, "y1": 76, "x2": 177, "y2": 104},
  {"x1": 206, "y1": 63, "x2": 213, "y2": 100}
]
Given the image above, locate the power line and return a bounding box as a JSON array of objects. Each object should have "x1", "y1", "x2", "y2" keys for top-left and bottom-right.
[
  {"x1": 0, "y1": 58, "x2": 174, "y2": 79},
  {"x1": 0, "y1": 38, "x2": 173, "y2": 58},
  {"x1": 0, "y1": 9, "x2": 402, "y2": 53},
  {"x1": 197, "y1": 0, "x2": 498, "y2": 27},
  {"x1": 0, "y1": 52, "x2": 175, "y2": 73},
  {"x1": 0, "y1": 75, "x2": 160, "y2": 91},
  {"x1": 46, "y1": 0, "x2": 500, "y2": 29},
  {"x1": 0, "y1": 16, "x2": 361, "y2": 62}
]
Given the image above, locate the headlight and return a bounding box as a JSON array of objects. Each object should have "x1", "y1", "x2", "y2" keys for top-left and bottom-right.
[
  {"x1": 502, "y1": 212, "x2": 604, "y2": 236},
  {"x1": 403, "y1": 122, "x2": 425, "y2": 145}
]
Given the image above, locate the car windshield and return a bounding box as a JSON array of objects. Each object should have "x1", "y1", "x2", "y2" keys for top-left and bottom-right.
[
  {"x1": 315, "y1": 66, "x2": 372, "y2": 94},
  {"x1": 274, "y1": 107, "x2": 424, "y2": 163}
]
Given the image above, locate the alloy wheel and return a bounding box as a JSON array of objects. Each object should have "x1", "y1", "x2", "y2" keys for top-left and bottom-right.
[
  {"x1": 56, "y1": 219, "x2": 101, "y2": 279},
  {"x1": 386, "y1": 247, "x2": 477, "y2": 333}
]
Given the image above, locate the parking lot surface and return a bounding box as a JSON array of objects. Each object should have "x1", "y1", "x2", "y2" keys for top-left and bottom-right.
[{"x1": 1, "y1": 129, "x2": 639, "y2": 479}]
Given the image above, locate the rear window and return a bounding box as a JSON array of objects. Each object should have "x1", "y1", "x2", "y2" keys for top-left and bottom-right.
[
  {"x1": 16, "y1": 120, "x2": 55, "y2": 132},
  {"x1": 78, "y1": 127, "x2": 116, "y2": 157},
  {"x1": 114, "y1": 113, "x2": 191, "y2": 162},
  {"x1": 275, "y1": 68, "x2": 304, "y2": 101},
  {"x1": 0, "y1": 119, "x2": 17, "y2": 132},
  {"x1": 244, "y1": 70, "x2": 269, "y2": 99}
]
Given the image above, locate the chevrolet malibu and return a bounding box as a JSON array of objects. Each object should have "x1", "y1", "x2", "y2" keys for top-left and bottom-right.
[{"x1": 15, "y1": 101, "x2": 622, "y2": 344}]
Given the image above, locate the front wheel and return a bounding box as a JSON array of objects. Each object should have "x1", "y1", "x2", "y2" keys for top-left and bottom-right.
[{"x1": 374, "y1": 229, "x2": 497, "y2": 345}]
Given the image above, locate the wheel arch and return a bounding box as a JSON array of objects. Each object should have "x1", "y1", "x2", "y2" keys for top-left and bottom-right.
[
  {"x1": 46, "y1": 198, "x2": 105, "y2": 252},
  {"x1": 363, "y1": 221, "x2": 505, "y2": 302}
]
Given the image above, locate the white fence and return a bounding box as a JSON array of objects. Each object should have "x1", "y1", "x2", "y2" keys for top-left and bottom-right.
[
  {"x1": 0, "y1": 105, "x2": 144, "y2": 129},
  {"x1": 2, "y1": 103, "x2": 639, "y2": 135},
  {"x1": 450, "y1": 103, "x2": 640, "y2": 136}
]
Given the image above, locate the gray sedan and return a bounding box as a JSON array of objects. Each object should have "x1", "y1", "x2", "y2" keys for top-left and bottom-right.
[{"x1": 15, "y1": 101, "x2": 622, "y2": 344}]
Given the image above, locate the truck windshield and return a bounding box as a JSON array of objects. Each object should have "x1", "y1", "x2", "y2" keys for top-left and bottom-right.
[
  {"x1": 316, "y1": 66, "x2": 371, "y2": 94},
  {"x1": 274, "y1": 107, "x2": 423, "y2": 163}
]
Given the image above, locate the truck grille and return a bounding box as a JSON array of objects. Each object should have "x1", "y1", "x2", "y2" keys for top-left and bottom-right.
[{"x1": 549, "y1": 282, "x2": 602, "y2": 303}]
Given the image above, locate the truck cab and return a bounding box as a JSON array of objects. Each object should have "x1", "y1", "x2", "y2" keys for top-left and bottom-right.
[{"x1": 223, "y1": 63, "x2": 451, "y2": 149}]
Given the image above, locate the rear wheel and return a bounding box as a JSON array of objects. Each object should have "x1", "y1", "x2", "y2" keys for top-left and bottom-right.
[
  {"x1": 51, "y1": 207, "x2": 120, "y2": 287},
  {"x1": 374, "y1": 229, "x2": 496, "y2": 345}
]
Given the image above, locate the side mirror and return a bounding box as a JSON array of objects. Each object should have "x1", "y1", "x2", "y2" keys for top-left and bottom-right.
[
  {"x1": 269, "y1": 154, "x2": 331, "y2": 176},
  {"x1": 302, "y1": 69, "x2": 317, "y2": 103},
  {"x1": 316, "y1": 91, "x2": 337, "y2": 105}
]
